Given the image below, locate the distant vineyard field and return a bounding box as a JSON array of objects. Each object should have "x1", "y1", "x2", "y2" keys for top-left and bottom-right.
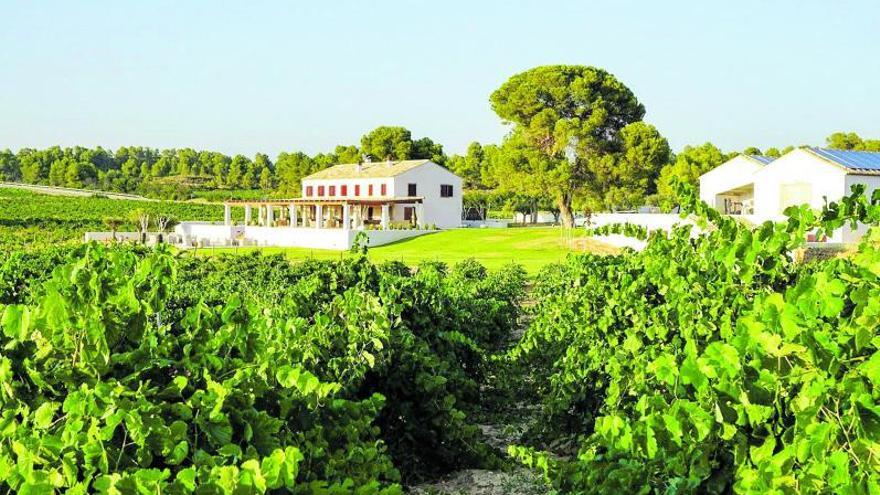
[{"x1": 0, "y1": 188, "x2": 234, "y2": 251}]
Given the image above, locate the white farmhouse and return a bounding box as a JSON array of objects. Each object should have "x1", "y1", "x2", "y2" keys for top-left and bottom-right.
[
  {"x1": 699, "y1": 147, "x2": 880, "y2": 242},
  {"x1": 300, "y1": 159, "x2": 462, "y2": 229},
  {"x1": 173, "y1": 159, "x2": 463, "y2": 250}
]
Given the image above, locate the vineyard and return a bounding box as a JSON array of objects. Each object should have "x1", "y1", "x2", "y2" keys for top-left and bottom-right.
[
  {"x1": 0, "y1": 188, "x2": 230, "y2": 252},
  {"x1": 1, "y1": 187, "x2": 880, "y2": 493}
]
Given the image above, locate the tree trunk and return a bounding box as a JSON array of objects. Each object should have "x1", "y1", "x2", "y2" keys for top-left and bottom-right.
[{"x1": 557, "y1": 196, "x2": 575, "y2": 228}]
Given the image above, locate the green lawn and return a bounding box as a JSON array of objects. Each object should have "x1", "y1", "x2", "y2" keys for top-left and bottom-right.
[{"x1": 204, "y1": 227, "x2": 618, "y2": 274}]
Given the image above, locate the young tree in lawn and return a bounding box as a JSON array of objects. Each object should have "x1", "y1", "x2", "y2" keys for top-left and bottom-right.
[
  {"x1": 489, "y1": 65, "x2": 646, "y2": 227},
  {"x1": 103, "y1": 217, "x2": 124, "y2": 242},
  {"x1": 128, "y1": 208, "x2": 151, "y2": 244},
  {"x1": 155, "y1": 215, "x2": 178, "y2": 244},
  {"x1": 462, "y1": 189, "x2": 507, "y2": 221}
]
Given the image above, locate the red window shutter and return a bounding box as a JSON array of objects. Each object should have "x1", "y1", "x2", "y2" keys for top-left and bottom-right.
[
  {"x1": 306, "y1": 186, "x2": 313, "y2": 197},
  {"x1": 354, "y1": 184, "x2": 360, "y2": 196},
  {"x1": 368, "y1": 184, "x2": 374, "y2": 196},
  {"x1": 329, "y1": 185, "x2": 336, "y2": 197},
  {"x1": 341, "y1": 185, "x2": 347, "y2": 196},
  {"x1": 318, "y1": 186, "x2": 325, "y2": 196},
  {"x1": 381, "y1": 184, "x2": 387, "y2": 196}
]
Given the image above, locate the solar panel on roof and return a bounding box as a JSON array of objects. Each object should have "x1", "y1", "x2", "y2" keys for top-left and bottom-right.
[
  {"x1": 748, "y1": 155, "x2": 775, "y2": 165},
  {"x1": 809, "y1": 147, "x2": 880, "y2": 171}
]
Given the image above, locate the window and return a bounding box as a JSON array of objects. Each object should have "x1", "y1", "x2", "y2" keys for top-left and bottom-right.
[
  {"x1": 403, "y1": 207, "x2": 414, "y2": 221},
  {"x1": 380, "y1": 184, "x2": 387, "y2": 196},
  {"x1": 329, "y1": 185, "x2": 336, "y2": 197},
  {"x1": 354, "y1": 184, "x2": 360, "y2": 196},
  {"x1": 341, "y1": 185, "x2": 347, "y2": 196},
  {"x1": 317, "y1": 185, "x2": 325, "y2": 196},
  {"x1": 368, "y1": 184, "x2": 374, "y2": 196},
  {"x1": 407, "y1": 183, "x2": 417, "y2": 196},
  {"x1": 305, "y1": 186, "x2": 313, "y2": 197},
  {"x1": 440, "y1": 184, "x2": 453, "y2": 197}
]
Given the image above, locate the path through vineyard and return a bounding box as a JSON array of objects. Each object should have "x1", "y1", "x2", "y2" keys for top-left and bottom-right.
[{"x1": 409, "y1": 295, "x2": 549, "y2": 495}]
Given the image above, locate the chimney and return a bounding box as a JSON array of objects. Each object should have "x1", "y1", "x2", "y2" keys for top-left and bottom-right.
[
  {"x1": 355, "y1": 162, "x2": 362, "y2": 173},
  {"x1": 386, "y1": 158, "x2": 392, "y2": 167}
]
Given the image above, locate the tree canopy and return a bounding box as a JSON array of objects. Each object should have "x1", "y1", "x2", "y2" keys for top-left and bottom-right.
[
  {"x1": 489, "y1": 65, "x2": 647, "y2": 226},
  {"x1": 655, "y1": 142, "x2": 728, "y2": 209},
  {"x1": 358, "y1": 126, "x2": 446, "y2": 164},
  {"x1": 826, "y1": 131, "x2": 880, "y2": 151}
]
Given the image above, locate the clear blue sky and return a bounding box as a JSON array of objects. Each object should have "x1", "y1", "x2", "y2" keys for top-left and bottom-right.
[{"x1": 2, "y1": 1, "x2": 878, "y2": 158}]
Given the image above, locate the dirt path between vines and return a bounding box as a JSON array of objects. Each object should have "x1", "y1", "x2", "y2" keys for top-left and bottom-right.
[{"x1": 408, "y1": 295, "x2": 550, "y2": 495}]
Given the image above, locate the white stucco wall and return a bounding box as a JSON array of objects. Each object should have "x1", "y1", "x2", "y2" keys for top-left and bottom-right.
[
  {"x1": 244, "y1": 227, "x2": 351, "y2": 249},
  {"x1": 752, "y1": 149, "x2": 847, "y2": 219},
  {"x1": 361, "y1": 229, "x2": 436, "y2": 247},
  {"x1": 699, "y1": 155, "x2": 766, "y2": 208},
  {"x1": 85, "y1": 232, "x2": 150, "y2": 242},
  {"x1": 393, "y1": 163, "x2": 462, "y2": 228},
  {"x1": 174, "y1": 223, "x2": 242, "y2": 245}
]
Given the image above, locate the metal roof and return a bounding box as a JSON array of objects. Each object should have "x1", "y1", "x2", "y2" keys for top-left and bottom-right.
[
  {"x1": 302, "y1": 159, "x2": 433, "y2": 180},
  {"x1": 807, "y1": 147, "x2": 880, "y2": 173},
  {"x1": 747, "y1": 154, "x2": 775, "y2": 165}
]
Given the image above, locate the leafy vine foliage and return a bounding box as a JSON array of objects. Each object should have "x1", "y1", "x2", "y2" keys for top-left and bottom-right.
[
  {"x1": 508, "y1": 185, "x2": 880, "y2": 493},
  {"x1": 0, "y1": 244, "x2": 525, "y2": 493}
]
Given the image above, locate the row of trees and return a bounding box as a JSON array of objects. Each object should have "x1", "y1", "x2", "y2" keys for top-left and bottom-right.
[
  {"x1": 1, "y1": 64, "x2": 876, "y2": 220},
  {"x1": 0, "y1": 146, "x2": 275, "y2": 195},
  {"x1": 0, "y1": 127, "x2": 445, "y2": 197}
]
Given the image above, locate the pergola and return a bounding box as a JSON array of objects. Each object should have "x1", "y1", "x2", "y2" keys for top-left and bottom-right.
[{"x1": 222, "y1": 197, "x2": 425, "y2": 230}]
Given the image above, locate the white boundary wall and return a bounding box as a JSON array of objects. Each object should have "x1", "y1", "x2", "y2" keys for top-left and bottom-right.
[
  {"x1": 583, "y1": 211, "x2": 871, "y2": 250},
  {"x1": 582, "y1": 213, "x2": 703, "y2": 250},
  {"x1": 85, "y1": 232, "x2": 148, "y2": 243},
  {"x1": 462, "y1": 220, "x2": 511, "y2": 228},
  {"x1": 172, "y1": 222, "x2": 435, "y2": 250}
]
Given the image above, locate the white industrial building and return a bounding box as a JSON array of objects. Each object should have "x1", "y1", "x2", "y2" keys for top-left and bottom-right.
[
  {"x1": 171, "y1": 159, "x2": 463, "y2": 250},
  {"x1": 699, "y1": 147, "x2": 880, "y2": 243}
]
